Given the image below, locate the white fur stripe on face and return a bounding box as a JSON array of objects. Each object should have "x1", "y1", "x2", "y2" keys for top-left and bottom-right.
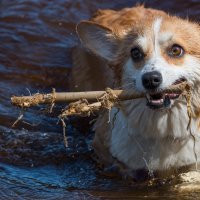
[
  {"x1": 136, "y1": 36, "x2": 148, "y2": 52},
  {"x1": 153, "y1": 18, "x2": 162, "y2": 56}
]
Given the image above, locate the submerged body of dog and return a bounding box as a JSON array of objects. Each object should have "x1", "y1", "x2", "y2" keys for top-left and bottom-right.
[{"x1": 72, "y1": 6, "x2": 200, "y2": 177}]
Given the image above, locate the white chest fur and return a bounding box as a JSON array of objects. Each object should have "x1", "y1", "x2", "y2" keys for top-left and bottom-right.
[{"x1": 109, "y1": 99, "x2": 200, "y2": 171}]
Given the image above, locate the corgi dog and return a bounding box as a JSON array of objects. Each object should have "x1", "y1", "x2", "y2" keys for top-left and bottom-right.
[{"x1": 72, "y1": 5, "x2": 200, "y2": 178}]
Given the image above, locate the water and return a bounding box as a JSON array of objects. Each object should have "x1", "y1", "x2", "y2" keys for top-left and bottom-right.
[{"x1": 0, "y1": 0, "x2": 200, "y2": 199}]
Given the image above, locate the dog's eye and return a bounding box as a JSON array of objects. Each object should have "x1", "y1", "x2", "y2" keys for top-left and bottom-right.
[
  {"x1": 131, "y1": 47, "x2": 144, "y2": 61},
  {"x1": 168, "y1": 44, "x2": 184, "y2": 58}
]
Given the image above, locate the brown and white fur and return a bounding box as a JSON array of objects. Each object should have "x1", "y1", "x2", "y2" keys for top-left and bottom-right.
[{"x1": 72, "y1": 6, "x2": 200, "y2": 178}]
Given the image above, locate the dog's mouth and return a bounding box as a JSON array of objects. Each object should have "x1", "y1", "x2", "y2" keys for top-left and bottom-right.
[{"x1": 146, "y1": 78, "x2": 186, "y2": 109}]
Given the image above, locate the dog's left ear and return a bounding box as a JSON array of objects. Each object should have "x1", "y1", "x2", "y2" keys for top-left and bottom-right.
[{"x1": 76, "y1": 21, "x2": 119, "y2": 62}]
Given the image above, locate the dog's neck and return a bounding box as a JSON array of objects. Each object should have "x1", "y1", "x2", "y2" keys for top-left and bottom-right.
[
  {"x1": 109, "y1": 100, "x2": 200, "y2": 171},
  {"x1": 121, "y1": 99, "x2": 195, "y2": 138}
]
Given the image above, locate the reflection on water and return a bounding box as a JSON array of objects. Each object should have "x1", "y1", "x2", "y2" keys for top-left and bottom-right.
[
  {"x1": 0, "y1": 162, "x2": 95, "y2": 200},
  {"x1": 0, "y1": 0, "x2": 200, "y2": 199}
]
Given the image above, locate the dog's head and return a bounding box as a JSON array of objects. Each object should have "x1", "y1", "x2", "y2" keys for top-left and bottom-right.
[{"x1": 77, "y1": 13, "x2": 200, "y2": 110}]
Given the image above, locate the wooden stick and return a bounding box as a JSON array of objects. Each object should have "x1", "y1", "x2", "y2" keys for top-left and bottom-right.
[{"x1": 11, "y1": 82, "x2": 188, "y2": 108}]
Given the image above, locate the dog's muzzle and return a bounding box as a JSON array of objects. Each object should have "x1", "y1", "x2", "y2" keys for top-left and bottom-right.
[{"x1": 145, "y1": 78, "x2": 186, "y2": 109}]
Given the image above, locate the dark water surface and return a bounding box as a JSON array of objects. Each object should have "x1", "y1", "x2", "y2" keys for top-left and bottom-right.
[{"x1": 0, "y1": 0, "x2": 200, "y2": 199}]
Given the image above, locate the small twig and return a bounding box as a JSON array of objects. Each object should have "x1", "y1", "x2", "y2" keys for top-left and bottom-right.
[
  {"x1": 60, "y1": 118, "x2": 68, "y2": 148},
  {"x1": 111, "y1": 108, "x2": 120, "y2": 130},
  {"x1": 49, "y1": 88, "x2": 56, "y2": 113},
  {"x1": 22, "y1": 120, "x2": 42, "y2": 127},
  {"x1": 184, "y1": 84, "x2": 192, "y2": 130},
  {"x1": 12, "y1": 111, "x2": 24, "y2": 127},
  {"x1": 26, "y1": 88, "x2": 32, "y2": 96}
]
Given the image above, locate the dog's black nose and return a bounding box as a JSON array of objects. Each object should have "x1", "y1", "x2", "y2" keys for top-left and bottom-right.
[{"x1": 142, "y1": 71, "x2": 162, "y2": 90}]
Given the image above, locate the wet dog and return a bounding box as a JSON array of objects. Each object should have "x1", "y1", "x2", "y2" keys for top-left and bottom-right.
[{"x1": 72, "y1": 5, "x2": 200, "y2": 179}]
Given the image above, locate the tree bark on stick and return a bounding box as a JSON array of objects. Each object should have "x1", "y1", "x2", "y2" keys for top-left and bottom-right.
[{"x1": 11, "y1": 82, "x2": 188, "y2": 109}]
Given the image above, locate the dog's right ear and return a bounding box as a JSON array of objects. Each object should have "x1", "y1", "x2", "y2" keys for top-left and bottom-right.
[{"x1": 76, "y1": 21, "x2": 119, "y2": 62}]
